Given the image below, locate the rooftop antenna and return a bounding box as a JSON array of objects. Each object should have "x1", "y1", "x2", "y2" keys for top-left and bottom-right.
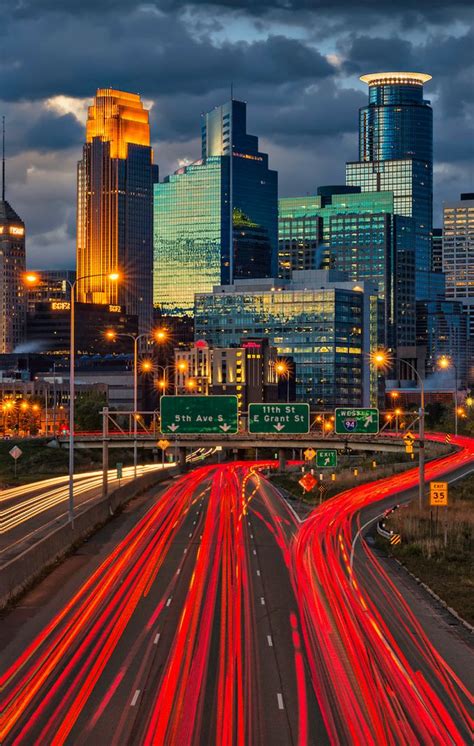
[{"x1": 2, "y1": 116, "x2": 5, "y2": 202}]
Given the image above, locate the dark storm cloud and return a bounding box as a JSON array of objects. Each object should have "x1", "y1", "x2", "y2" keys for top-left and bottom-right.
[
  {"x1": 26, "y1": 112, "x2": 83, "y2": 152},
  {"x1": 0, "y1": 0, "x2": 472, "y2": 266}
]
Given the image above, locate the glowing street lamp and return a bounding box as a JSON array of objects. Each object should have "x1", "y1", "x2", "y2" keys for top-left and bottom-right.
[
  {"x1": 373, "y1": 349, "x2": 425, "y2": 509},
  {"x1": 274, "y1": 359, "x2": 291, "y2": 402},
  {"x1": 437, "y1": 355, "x2": 459, "y2": 436}
]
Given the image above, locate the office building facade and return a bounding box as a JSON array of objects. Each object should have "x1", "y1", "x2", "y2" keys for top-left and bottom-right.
[
  {"x1": 195, "y1": 270, "x2": 379, "y2": 407},
  {"x1": 279, "y1": 188, "x2": 416, "y2": 352},
  {"x1": 442, "y1": 194, "x2": 474, "y2": 338},
  {"x1": 153, "y1": 99, "x2": 277, "y2": 315},
  {"x1": 346, "y1": 72, "x2": 436, "y2": 302},
  {"x1": 26, "y1": 270, "x2": 76, "y2": 315},
  {"x1": 416, "y1": 299, "x2": 468, "y2": 387},
  {"x1": 77, "y1": 89, "x2": 158, "y2": 332},
  {"x1": 0, "y1": 199, "x2": 26, "y2": 353}
]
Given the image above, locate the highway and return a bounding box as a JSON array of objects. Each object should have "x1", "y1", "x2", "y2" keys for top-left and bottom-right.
[{"x1": 0, "y1": 436, "x2": 473, "y2": 744}]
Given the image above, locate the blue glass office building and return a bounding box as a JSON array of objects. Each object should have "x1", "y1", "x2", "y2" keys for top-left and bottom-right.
[
  {"x1": 154, "y1": 100, "x2": 278, "y2": 315},
  {"x1": 195, "y1": 271, "x2": 380, "y2": 407},
  {"x1": 346, "y1": 72, "x2": 439, "y2": 302}
]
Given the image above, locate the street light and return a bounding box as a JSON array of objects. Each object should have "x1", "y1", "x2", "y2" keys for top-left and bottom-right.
[
  {"x1": 25, "y1": 270, "x2": 121, "y2": 525},
  {"x1": 274, "y1": 359, "x2": 291, "y2": 403},
  {"x1": 106, "y1": 327, "x2": 167, "y2": 477},
  {"x1": 438, "y1": 355, "x2": 459, "y2": 436},
  {"x1": 372, "y1": 350, "x2": 425, "y2": 510}
]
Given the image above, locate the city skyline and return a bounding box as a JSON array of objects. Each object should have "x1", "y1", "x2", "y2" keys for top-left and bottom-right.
[{"x1": 1, "y1": 1, "x2": 472, "y2": 268}]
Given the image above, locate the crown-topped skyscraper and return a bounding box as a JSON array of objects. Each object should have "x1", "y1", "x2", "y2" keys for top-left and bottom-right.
[{"x1": 76, "y1": 89, "x2": 158, "y2": 332}]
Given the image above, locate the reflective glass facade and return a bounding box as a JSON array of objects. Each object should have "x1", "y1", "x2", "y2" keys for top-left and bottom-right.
[
  {"x1": 443, "y1": 195, "x2": 474, "y2": 338},
  {"x1": 0, "y1": 200, "x2": 26, "y2": 353},
  {"x1": 195, "y1": 271, "x2": 379, "y2": 407},
  {"x1": 416, "y1": 299, "x2": 468, "y2": 386},
  {"x1": 347, "y1": 73, "x2": 435, "y2": 302},
  {"x1": 278, "y1": 189, "x2": 416, "y2": 351},
  {"x1": 154, "y1": 100, "x2": 277, "y2": 315}
]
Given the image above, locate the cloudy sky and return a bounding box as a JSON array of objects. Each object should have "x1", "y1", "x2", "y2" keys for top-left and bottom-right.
[{"x1": 1, "y1": 0, "x2": 473, "y2": 268}]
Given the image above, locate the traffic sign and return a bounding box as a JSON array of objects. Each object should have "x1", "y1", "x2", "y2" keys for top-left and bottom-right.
[
  {"x1": 335, "y1": 408, "x2": 379, "y2": 434},
  {"x1": 390, "y1": 533, "x2": 401, "y2": 546},
  {"x1": 248, "y1": 403, "x2": 309, "y2": 434},
  {"x1": 316, "y1": 449, "x2": 337, "y2": 468},
  {"x1": 160, "y1": 395, "x2": 238, "y2": 434},
  {"x1": 9, "y1": 445, "x2": 22, "y2": 460},
  {"x1": 299, "y1": 472, "x2": 317, "y2": 492},
  {"x1": 430, "y1": 481, "x2": 448, "y2": 506},
  {"x1": 405, "y1": 445, "x2": 414, "y2": 454},
  {"x1": 157, "y1": 439, "x2": 170, "y2": 450},
  {"x1": 304, "y1": 448, "x2": 316, "y2": 461}
]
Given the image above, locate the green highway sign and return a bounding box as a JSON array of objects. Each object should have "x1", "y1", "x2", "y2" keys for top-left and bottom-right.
[
  {"x1": 335, "y1": 408, "x2": 379, "y2": 435},
  {"x1": 316, "y1": 449, "x2": 337, "y2": 468},
  {"x1": 248, "y1": 403, "x2": 310, "y2": 434},
  {"x1": 160, "y1": 395, "x2": 238, "y2": 434}
]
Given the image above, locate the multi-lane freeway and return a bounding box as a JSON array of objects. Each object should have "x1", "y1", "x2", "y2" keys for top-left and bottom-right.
[{"x1": 0, "y1": 435, "x2": 473, "y2": 744}]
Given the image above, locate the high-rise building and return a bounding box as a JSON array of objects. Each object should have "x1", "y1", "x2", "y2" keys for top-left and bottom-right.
[
  {"x1": 0, "y1": 125, "x2": 26, "y2": 353},
  {"x1": 195, "y1": 270, "x2": 380, "y2": 407},
  {"x1": 346, "y1": 72, "x2": 438, "y2": 302},
  {"x1": 432, "y1": 228, "x2": 443, "y2": 274},
  {"x1": 77, "y1": 89, "x2": 158, "y2": 332},
  {"x1": 279, "y1": 188, "x2": 416, "y2": 352},
  {"x1": 26, "y1": 270, "x2": 76, "y2": 315},
  {"x1": 442, "y1": 194, "x2": 474, "y2": 338},
  {"x1": 153, "y1": 99, "x2": 277, "y2": 315},
  {"x1": 416, "y1": 299, "x2": 468, "y2": 387}
]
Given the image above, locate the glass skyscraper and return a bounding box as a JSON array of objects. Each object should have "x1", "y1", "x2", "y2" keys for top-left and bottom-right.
[
  {"x1": 346, "y1": 72, "x2": 437, "y2": 302},
  {"x1": 0, "y1": 199, "x2": 26, "y2": 353},
  {"x1": 278, "y1": 188, "x2": 416, "y2": 351},
  {"x1": 153, "y1": 99, "x2": 278, "y2": 315},
  {"x1": 195, "y1": 270, "x2": 380, "y2": 407},
  {"x1": 77, "y1": 89, "x2": 158, "y2": 333}
]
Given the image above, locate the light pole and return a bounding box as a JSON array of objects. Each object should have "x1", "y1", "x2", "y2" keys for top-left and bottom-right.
[
  {"x1": 25, "y1": 270, "x2": 120, "y2": 525},
  {"x1": 106, "y1": 328, "x2": 168, "y2": 477},
  {"x1": 438, "y1": 355, "x2": 459, "y2": 436},
  {"x1": 274, "y1": 360, "x2": 290, "y2": 403},
  {"x1": 372, "y1": 351, "x2": 425, "y2": 510}
]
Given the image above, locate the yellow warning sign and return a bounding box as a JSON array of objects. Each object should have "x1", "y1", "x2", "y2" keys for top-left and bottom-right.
[
  {"x1": 430, "y1": 481, "x2": 448, "y2": 506},
  {"x1": 304, "y1": 448, "x2": 316, "y2": 461}
]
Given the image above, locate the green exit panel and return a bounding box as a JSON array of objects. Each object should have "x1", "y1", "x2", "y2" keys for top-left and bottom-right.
[
  {"x1": 160, "y1": 396, "x2": 238, "y2": 434},
  {"x1": 248, "y1": 403, "x2": 310, "y2": 434}
]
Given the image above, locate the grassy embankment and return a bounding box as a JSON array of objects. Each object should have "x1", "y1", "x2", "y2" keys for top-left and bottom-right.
[
  {"x1": 386, "y1": 474, "x2": 473, "y2": 625},
  {"x1": 0, "y1": 438, "x2": 157, "y2": 487}
]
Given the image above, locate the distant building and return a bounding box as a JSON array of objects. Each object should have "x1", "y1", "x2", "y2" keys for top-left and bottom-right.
[
  {"x1": 173, "y1": 339, "x2": 278, "y2": 409},
  {"x1": 416, "y1": 299, "x2": 468, "y2": 387},
  {"x1": 26, "y1": 270, "x2": 76, "y2": 315},
  {"x1": 77, "y1": 89, "x2": 158, "y2": 332},
  {"x1": 153, "y1": 99, "x2": 277, "y2": 315},
  {"x1": 26, "y1": 301, "x2": 138, "y2": 354},
  {"x1": 346, "y1": 72, "x2": 439, "y2": 303},
  {"x1": 442, "y1": 194, "x2": 474, "y2": 338},
  {"x1": 195, "y1": 270, "x2": 380, "y2": 408},
  {"x1": 279, "y1": 188, "x2": 416, "y2": 354},
  {"x1": 0, "y1": 197, "x2": 26, "y2": 353},
  {"x1": 432, "y1": 228, "x2": 443, "y2": 274}
]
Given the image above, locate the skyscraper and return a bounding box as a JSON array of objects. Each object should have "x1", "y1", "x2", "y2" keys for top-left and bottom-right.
[
  {"x1": 442, "y1": 194, "x2": 474, "y2": 338},
  {"x1": 0, "y1": 120, "x2": 26, "y2": 353},
  {"x1": 346, "y1": 72, "x2": 438, "y2": 302},
  {"x1": 153, "y1": 99, "x2": 277, "y2": 315},
  {"x1": 77, "y1": 89, "x2": 158, "y2": 332}
]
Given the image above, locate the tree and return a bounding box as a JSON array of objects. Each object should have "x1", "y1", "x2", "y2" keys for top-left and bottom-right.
[{"x1": 74, "y1": 391, "x2": 107, "y2": 431}]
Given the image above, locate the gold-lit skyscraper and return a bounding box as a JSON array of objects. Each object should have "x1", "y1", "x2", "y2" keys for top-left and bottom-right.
[{"x1": 77, "y1": 89, "x2": 158, "y2": 332}]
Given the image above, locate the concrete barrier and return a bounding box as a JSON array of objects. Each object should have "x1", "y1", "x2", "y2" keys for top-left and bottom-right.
[{"x1": 0, "y1": 466, "x2": 179, "y2": 610}]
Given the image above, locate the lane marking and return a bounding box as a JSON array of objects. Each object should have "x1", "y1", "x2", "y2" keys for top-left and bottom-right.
[
  {"x1": 189, "y1": 533, "x2": 193, "y2": 538},
  {"x1": 256, "y1": 570, "x2": 261, "y2": 577},
  {"x1": 154, "y1": 633, "x2": 160, "y2": 645},
  {"x1": 267, "y1": 635, "x2": 273, "y2": 647},
  {"x1": 176, "y1": 568, "x2": 181, "y2": 575},
  {"x1": 277, "y1": 693, "x2": 284, "y2": 710},
  {"x1": 253, "y1": 549, "x2": 257, "y2": 556},
  {"x1": 260, "y1": 597, "x2": 265, "y2": 606},
  {"x1": 166, "y1": 597, "x2": 172, "y2": 607},
  {"x1": 250, "y1": 533, "x2": 254, "y2": 539},
  {"x1": 183, "y1": 548, "x2": 187, "y2": 554},
  {"x1": 131, "y1": 690, "x2": 140, "y2": 707}
]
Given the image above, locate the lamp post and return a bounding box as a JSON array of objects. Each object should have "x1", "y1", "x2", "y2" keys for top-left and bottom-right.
[
  {"x1": 438, "y1": 355, "x2": 459, "y2": 436},
  {"x1": 106, "y1": 328, "x2": 168, "y2": 477},
  {"x1": 25, "y1": 270, "x2": 120, "y2": 525},
  {"x1": 274, "y1": 360, "x2": 290, "y2": 403},
  {"x1": 372, "y1": 351, "x2": 425, "y2": 510}
]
